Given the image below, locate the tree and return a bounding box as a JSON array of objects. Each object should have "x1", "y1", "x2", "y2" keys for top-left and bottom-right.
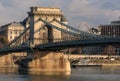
[{"x1": 0, "y1": 36, "x2": 8, "y2": 47}]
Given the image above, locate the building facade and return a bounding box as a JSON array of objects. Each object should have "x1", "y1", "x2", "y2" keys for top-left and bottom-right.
[
  {"x1": 89, "y1": 27, "x2": 101, "y2": 35},
  {"x1": 0, "y1": 22, "x2": 26, "y2": 67},
  {"x1": 84, "y1": 19, "x2": 120, "y2": 55},
  {"x1": 99, "y1": 20, "x2": 120, "y2": 37},
  {"x1": 99, "y1": 24, "x2": 120, "y2": 37},
  {"x1": 0, "y1": 22, "x2": 24, "y2": 42},
  {"x1": 99, "y1": 19, "x2": 120, "y2": 55}
]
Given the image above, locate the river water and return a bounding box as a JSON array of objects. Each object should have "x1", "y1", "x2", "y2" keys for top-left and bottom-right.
[{"x1": 0, "y1": 66, "x2": 120, "y2": 81}]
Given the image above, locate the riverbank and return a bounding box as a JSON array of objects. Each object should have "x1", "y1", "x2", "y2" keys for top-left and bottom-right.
[
  {"x1": 71, "y1": 58, "x2": 120, "y2": 67},
  {"x1": 66, "y1": 54, "x2": 120, "y2": 67}
]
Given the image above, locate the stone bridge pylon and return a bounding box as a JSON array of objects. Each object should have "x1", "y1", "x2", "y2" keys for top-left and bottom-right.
[
  {"x1": 20, "y1": 7, "x2": 71, "y2": 75},
  {"x1": 28, "y1": 7, "x2": 68, "y2": 45}
]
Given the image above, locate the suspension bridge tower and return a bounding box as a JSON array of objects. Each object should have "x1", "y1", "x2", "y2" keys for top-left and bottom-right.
[
  {"x1": 28, "y1": 7, "x2": 68, "y2": 45},
  {"x1": 23, "y1": 7, "x2": 71, "y2": 74}
]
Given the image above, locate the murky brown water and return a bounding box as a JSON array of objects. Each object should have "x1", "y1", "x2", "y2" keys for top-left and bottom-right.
[{"x1": 0, "y1": 66, "x2": 120, "y2": 81}]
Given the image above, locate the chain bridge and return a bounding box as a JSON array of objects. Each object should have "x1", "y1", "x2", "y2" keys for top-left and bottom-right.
[
  {"x1": 0, "y1": 7, "x2": 119, "y2": 74},
  {"x1": 0, "y1": 18, "x2": 119, "y2": 53}
]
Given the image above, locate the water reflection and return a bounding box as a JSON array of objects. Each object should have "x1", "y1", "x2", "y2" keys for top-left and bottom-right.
[
  {"x1": 18, "y1": 70, "x2": 71, "y2": 81},
  {"x1": 0, "y1": 68, "x2": 18, "y2": 74},
  {"x1": 0, "y1": 67, "x2": 120, "y2": 81},
  {"x1": 19, "y1": 70, "x2": 71, "y2": 76},
  {"x1": 28, "y1": 75, "x2": 70, "y2": 81},
  {"x1": 71, "y1": 66, "x2": 120, "y2": 81}
]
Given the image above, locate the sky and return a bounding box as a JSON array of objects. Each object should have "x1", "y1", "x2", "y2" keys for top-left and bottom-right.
[{"x1": 0, "y1": 0, "x2": 120, "y2": 28}]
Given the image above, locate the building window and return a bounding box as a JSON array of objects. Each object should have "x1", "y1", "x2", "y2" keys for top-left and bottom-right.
[
  {"x1": 14, "y1": 36, "x2": 17, "y2": 39},
  {"x1": 10, "y1": 36, "x2": 12, "y2": 39},
  {"x1": 15, "y1": 31, "x2": 17, "y2": 34},
  {"x1": 10, "y1": 31, "x2": 12, "y2": 34},
  {"x1": 113, "y1": 35, "x2": 116, "y2": 37},
  {"x1": 19, "y1": 31, "x2": 22, "y2": 34}
]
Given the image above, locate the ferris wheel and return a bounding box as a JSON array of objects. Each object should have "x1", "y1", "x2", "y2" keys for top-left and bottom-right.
[{"x1": 78, "y1": 22, "x2": 90, "y2": 32}]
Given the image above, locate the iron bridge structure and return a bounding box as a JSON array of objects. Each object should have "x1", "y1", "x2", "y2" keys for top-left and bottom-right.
[{"x1": 0, "y1": 18, "x2": 120, "y2": 54}]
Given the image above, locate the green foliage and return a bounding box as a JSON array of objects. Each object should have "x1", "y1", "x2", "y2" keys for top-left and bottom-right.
[{"x1": 0, "y1": 36, "x2": 8, "y2": 44}]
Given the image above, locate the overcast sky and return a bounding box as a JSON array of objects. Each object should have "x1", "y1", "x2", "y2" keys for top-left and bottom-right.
[{"x1": 0, "y1": 0, "x2": 120, "y2": 28}]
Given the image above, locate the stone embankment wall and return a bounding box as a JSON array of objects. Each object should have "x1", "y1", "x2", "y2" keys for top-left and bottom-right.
[{"x1": 66, "y1": 54, "x2": 120, "y2": 66}]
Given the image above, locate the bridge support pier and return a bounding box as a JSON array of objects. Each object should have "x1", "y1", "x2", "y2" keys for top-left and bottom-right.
[{"x1": 19, "y1": 51, "x2": 71, "y2": 75}]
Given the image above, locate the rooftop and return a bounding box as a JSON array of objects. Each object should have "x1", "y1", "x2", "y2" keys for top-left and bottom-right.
[
  {"x1": 28, "y1": 7, "x2": 63, "y2": 16},
  {"x1": 0, "y1": 22, "x2": 24, "y2": 29}
]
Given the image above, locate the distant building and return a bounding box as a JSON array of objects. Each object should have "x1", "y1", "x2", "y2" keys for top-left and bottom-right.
[
  {"x1": 0, "y1": 22, "x2": 26, "y2": 67},
  {"x1": 0, "y1": 22, "x2": 24, "y2": 42},
  {"x1": 89, "y1": 27, "x2": 101, "y2": 35},
  {"x1": 111, "y1": 20, "x2": 120, "y2": 25},
  {"x1": 98, "y1": 19, "x2": 120, "y2": 55},
  {"x1": 82, "y1": 19, "x2": 120, "y2": 55},
  {"x1": 90, "y1": 19, "x2": 120, "y2": 37},
  {"x1": 99, "y1": 24, "x2": 120, "y2": 37},
  {"x1": 98, "y1": 20, "x2": 120, "y2": 37}
]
